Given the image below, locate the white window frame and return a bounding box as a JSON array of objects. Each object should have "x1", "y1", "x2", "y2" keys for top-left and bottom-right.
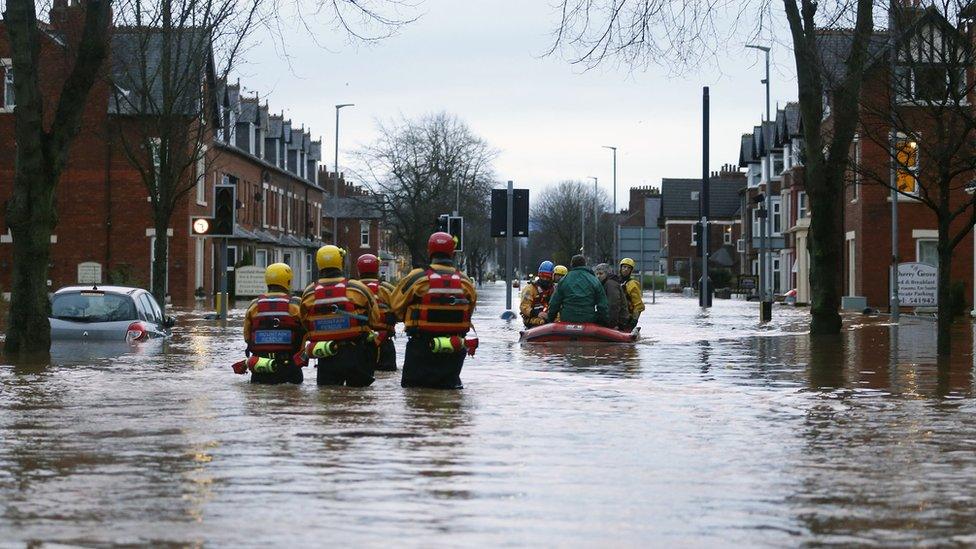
[
  {"x1": 751, "y1": 207, "x2": 761, "y2": 239},
  {"x1": 226, "y1": 245, "x2": 238, "y2": 272},
  {"x1": 277, "y1": 189, "x2": 284, "y2": 229},
  {"x1": 360, "y1": 220, "x2": 371, "y2": 248},
  {"x1": 771, "y1": 196, "x2": 782, "y2": 236},
  {"x1": 255, "y1": 249, "x2": 268, "y2": 269},
  {"x1": 737, "y1": 238, "x2": 745, "y2": 253},
  {"x1": 771, "y1": 152, "x2": 784, "y2": 180},
  {"x1": 195, "y1": 146, "x2": 208, "y2": 206},
  {"x1": 916, "y1": 238, "x2": 938, "y2": 267},
  {"x1": 894, "y1": 133, "x2": 921, "y2": 197},
  {"x1": 1, "y1": 58, "x2": 13, "y2": 112},
  {"x1": 847, "y1": 236, "x2": 856, "y2": 296},
  {"x1": 852, "y1": 136, "x2": 861, "y2": 202},
  {"x1": 791, "y1": 138, "x2": 803, "y2": 167},
  {"x1": 797, "y1": 191, "x2": 808, "y2": 219},
  {"x1": 194, "y1": 238, "x2": 205, "y2": 290},
  {"x1": 286, "y1": 193, "x2": 293, "y2": 233},
  {"x1": 772, "y1": 256, "x2": 782, "y2": 294}
]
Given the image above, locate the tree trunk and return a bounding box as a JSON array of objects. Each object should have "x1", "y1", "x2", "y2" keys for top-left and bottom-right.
[
  {"x1": 151, "y1": 217, "x2": 170, "y2": 312},
  {"x1": 5, "y1": 176, "x2": 56, "y2": 358},
  {"x1": 937, "y1": 221, "x2": 953, "y2": 357},
  {"x1": 806, "y1": 165, "x2": 845, "y2": 334}
]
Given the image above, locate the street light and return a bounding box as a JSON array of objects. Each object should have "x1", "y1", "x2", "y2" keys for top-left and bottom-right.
[
  {"x1": 602, "y1": 145, "x2": 617, "y2": 262},
  {"x1": 333, "y1": 103, "x2": 355, "y2": 244},
  {"x1": 747, "y1": 43, "x2": 773, "y2": 322},
  {"x1": 588, "y1": 176, "x2": 598, "y2": 260}
]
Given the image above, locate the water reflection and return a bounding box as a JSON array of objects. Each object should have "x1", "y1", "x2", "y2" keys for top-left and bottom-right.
[{"x1": 4, "y1": 290, "x2": 976, "y2": 545}]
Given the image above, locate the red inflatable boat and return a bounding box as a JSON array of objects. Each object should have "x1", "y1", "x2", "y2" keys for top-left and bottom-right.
[{"x1": 519, "y1": 322, "x2": 639, "y2": 343}]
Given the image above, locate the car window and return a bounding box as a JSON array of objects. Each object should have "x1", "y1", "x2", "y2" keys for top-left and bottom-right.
[
  {"x1": 133, "y1": 294, "x2": 150, "y2": 321},
  {"x1": 51, "y1": 292, "x2": 137, "y2": 323},
  {"x1": 139, "y1": 294, "x2": 160, "y2": 323},
  {"x1": 147, "y1": 294, "x2": 164, "y2": 323}
]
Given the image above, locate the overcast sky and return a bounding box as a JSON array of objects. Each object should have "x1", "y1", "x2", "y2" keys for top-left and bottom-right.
[{"x1": 237, "y1": 0, "x2": 795, "y2": 208}]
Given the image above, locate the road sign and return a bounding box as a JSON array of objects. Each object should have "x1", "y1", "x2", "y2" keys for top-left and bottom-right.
[
  {"x1": 191, "y1": 217, "x2": 213, "y2": 236},
  {"x1": 491, "y1": 188, "x2": 529, "y2": 237},
  {"x1": 898, "y1": 262, "x2": 937, "y2": 306}
]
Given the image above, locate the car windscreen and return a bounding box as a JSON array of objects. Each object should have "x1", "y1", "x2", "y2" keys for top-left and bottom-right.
[{"x1": 51, "y1": 292, "x2": 138, "y2": 323}]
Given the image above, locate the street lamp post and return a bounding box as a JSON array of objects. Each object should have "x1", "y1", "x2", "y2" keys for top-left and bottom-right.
[
  {"x1": 747, "y1": 43, "x2": 773, "y2": 322},
  {"x1": 332, "y1": 103, "x2": 354, "y2": 245},
  {"x1": 603, "y1": 146, "x2": 617, "y2": 262},
  {"x1": 588, "y1": 176, "x2": 599, "y2": 260}
]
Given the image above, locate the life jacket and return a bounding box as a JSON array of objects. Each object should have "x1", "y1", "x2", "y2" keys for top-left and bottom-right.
[
  {"x1": 530, "y1": 281, "x2": 554, "y2": 310},
  {"x1": 362, "y1": 278, "x2": 395, "y2": 330},
  {"x1": 405, "y1": 269, "x2": 472, "y2": 335},
  {"x1": 247, "y1": 295, "x2": 302, "y2": 353},
  {"x1": 305, "y1": 279, "x2": 370, "y2": 342}
]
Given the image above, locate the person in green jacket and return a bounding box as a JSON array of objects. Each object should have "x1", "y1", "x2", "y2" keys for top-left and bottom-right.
[{"x1": 540, "y1": 255, "x2": 609, "y2": 325}]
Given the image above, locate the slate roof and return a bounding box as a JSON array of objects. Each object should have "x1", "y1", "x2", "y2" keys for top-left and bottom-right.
[
  {"x1": 309, "y1": 140, "x2": 322, "y2": 161},
  {"x1": 109, "y1": 28, "x2": 214, "y2": 116},
  {"x1": 816, "y1": 29, "x2": 889, "y2": 87},
  {"x1": 739, "y1": 134, "x2": 757, "y2": 167},
  {"x1": 661, "y1": 177, "x2": 744, "y2": 220},
  {"x1": 239, "y1": 97, "x2": 259, "y2": 124},
  {"x1": 323, "y1": 197, "x2": 384, "y2": 219},
  {"x1": 267, "y1": 115, "x2": 283, "y2": 138},
  {"x1": 784, "y1": 102, "x2": 801, "y2": 137}
]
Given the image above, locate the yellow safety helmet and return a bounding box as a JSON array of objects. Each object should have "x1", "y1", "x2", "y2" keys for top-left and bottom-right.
[
  {"x1": 619, "y1": 258, "x2": 636, "y2": 269},
  {"x1": 265, "y1": 262, "x2": 293, "y2": 289},
  {"x1": 316, "y1": 245, "x2": 344, "y2": 270},
  {"x1": 554, "y1": 265, "x2": 568, "y2": 277}
]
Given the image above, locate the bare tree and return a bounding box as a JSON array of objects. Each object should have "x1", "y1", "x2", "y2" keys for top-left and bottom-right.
[
  {"x1": 530, "y1": 180, "x2": 613, "y2": 266},
  {"x1": 356, "y1": 112, "x2": 497, "y2": 267},
  {"x1": 2, "y1": 0, "x2": 112, "y2": 357},
  {"x1": 855, "y1": 2, "x2": 976, "y2": 356},
  {"x1": 110, "y1": 0, "x2": 260, "y2": 308},
  {"x1": 0, "y1": 0, "x2": 415, "y2": 357},
  {"x1": 549, "y1": 0, "x2": 881, "y2": 335}
]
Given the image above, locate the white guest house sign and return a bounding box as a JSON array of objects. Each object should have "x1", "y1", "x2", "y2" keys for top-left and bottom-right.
[{"x1": 898, "y1": 262, "x2": 938, "y2": 307}]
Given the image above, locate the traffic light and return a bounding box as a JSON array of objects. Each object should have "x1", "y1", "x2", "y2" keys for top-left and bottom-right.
[
  {"x1": 693, "y1": 222, "x2": 703, "y2": 247},
  {"x1": 437, "y1": 214, "x2": 449, "y2": 233},
  {"x1": 191, "y1": 217, "x2": 214, "y2": 236},
  {"x1": 213, "y1": 184, "x2": 236, "y2": 237},
  {"x1": 448, "y1": 215, "x2": 463, "y2": 252}
]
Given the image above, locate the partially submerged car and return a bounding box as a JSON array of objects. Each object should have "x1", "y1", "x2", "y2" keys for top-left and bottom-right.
[{"x1": 49, "y1": 285, "x2": 174, "y2": 341}]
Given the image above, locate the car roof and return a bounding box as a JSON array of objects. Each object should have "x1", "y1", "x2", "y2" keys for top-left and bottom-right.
[{"x1": 53, "y1": 285, "x2": 144, "y2": 296}]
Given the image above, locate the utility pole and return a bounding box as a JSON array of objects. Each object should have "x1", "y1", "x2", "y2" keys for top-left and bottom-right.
[
  {"x1": 700, "y1": 87, "x2": 711, "y2": 308},
  {"x1": 603, "y1": 146, "x2": 617, "y2": 262},
  {"x1": 505, "y1": 180, "x2": 514, "y2": 315},
  {"x1": 332, "y1": 103, "x2": 354, "y2": 244},
  {"x1": 589, "y1": 176, "x2": 598, "y2": 260},
  {"x1": 747, "y1": 43, "x2": 773, "y2": 322}
]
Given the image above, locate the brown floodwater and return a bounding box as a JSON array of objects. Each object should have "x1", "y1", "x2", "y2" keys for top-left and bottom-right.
[{"x1": 2, "y1": 284, "x2": 976, "y2": 546}]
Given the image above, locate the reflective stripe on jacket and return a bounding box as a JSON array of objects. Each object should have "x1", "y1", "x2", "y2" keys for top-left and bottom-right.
[
  {"x1": 244, "y1": 293, "x2": 303, "y2": 354},
  {"x1": 391, "y1": 263, "x2": 477, "y2": 336}
]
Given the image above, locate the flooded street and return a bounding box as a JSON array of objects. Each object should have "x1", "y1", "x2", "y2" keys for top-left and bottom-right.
[{"x1": 3, "y1": 283, "x2": 976, "y2": 546}]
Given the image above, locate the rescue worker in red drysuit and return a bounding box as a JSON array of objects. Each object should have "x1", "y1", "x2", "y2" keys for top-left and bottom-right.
[
  {"x1": 390, "y1": 232, "x2": 478, "y2": 389},
  {"x1": 299, "y1": 245, "x2": 384, "y2": 387},
  {"x1": 356, "y1": 253, "x2": 398, "y2": 371},
  {"x1": 520, "y1": 260, "x2": 556, "y2": 328},
  {"x1": 236, "y1": 262, "x2": 305, "y2": 384}
]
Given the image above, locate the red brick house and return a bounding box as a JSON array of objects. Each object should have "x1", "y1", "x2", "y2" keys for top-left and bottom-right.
[
  {"x1": 659, "y1": 172, "x2": 744, "y2": 286},
  {"x1": 833, "y1": 7, "x2": 975, "y2": 310},
  {"x1": 320, "y1": 172, "x2": 387, "y2": 272},
  {"x1": 0, "y1": 7, "x2": 327, "y2": 305}
]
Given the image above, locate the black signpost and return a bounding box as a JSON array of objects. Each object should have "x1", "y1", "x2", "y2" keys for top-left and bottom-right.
[{"x1": 491, "y1": 184, "x2": 529, "y2": 318}]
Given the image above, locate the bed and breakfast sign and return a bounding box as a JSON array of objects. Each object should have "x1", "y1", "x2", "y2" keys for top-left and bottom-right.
[{"x1": 898, "y1": 262, "x2": 937, "y2": 307}]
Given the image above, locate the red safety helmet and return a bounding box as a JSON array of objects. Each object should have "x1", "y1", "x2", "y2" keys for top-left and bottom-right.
[
  {"x1": 357, "y1": 254, "x2": 380, "y2": 276},
  {"x1": 427, "y1": 231, "x2": 455, "y2": 258}
]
